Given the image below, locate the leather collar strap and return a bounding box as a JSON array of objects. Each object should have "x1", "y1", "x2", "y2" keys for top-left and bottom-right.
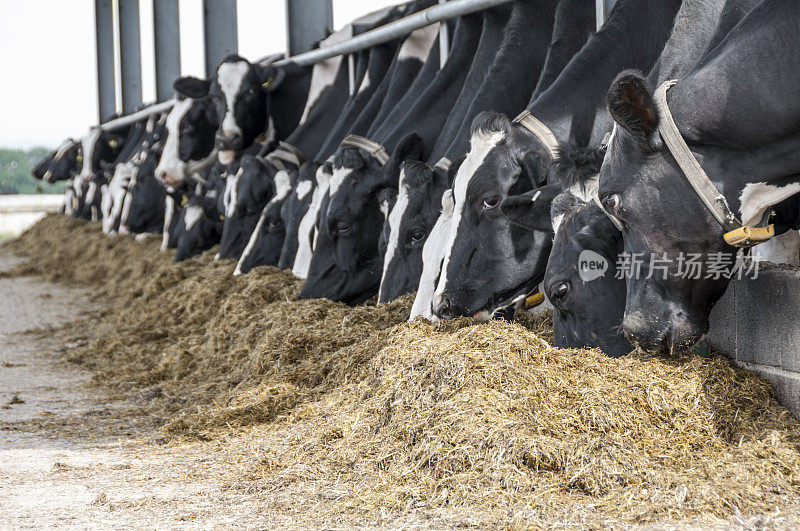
[
  {"x1": 654, "y1": 80, "x2": 774, "y2": 247},
  {"x1": 341, "y1": 134, "x2": 390, "y2": 166},
  {"x1": 434, "y1": 157, "x2": 451, "y2": 173},
  {"x1": 267, "y1": 141, "x2": 305, "y2": 168},
  {"x1": 513, "y1": 110, "x2": 560, "y2": 159}
]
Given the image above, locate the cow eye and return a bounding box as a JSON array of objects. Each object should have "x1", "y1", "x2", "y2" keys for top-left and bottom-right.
[
  {"x1": 336, "y1": 222, "x2": 351, "y2": 235},
  {"x1": 552, "y1": 282, "x2": 570, "y2": 302},
  {"x1": 268, "y1": 218, "x2": 282, "y2": 230},
  {"x1": 602, "y1": 193, "x2": 621, "y2": 215},
  {"x1": 483, "y1": 195, "x2": 500, "y2": 210},
  {"x1": 181, "y1": 124, "x2": 195, "y2": 135},
  {"x1": 410, "y1": 228, "x2": 426, "y2": 242}
]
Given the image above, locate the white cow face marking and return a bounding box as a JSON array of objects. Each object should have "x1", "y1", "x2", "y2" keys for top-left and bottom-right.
[
  {"x1": 295, "y1": 179, "x2": 312, "y2": 200},
  {"x1": 217, "y1": 61, "x2": 250, "y2": 137},
  {"x1": 434, "y1": 129, "x2": 506, "y2": 301},
  {"x1": 184, "y1": 204, "x2": 204, "y2": 231},
  {"x1": 378, "y1": 169, "x2": 409, "y2": 303},
  {"x1": 410, "y1": 189, "x2": 455, "y2": 321},
  {"x1": 156, "y1": 98, "x2": 193, "y2": 186},
  {"x1": 292, "y1": 165, "x2": 332, "y2": 279}
]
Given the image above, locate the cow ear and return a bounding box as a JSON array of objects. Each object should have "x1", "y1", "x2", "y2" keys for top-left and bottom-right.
[
  {"x1": 500, "y1": 184, "x2": 562, "y2": 232},
  {"x1": 607, "y1": 71, "x2": 659, "y2": 146},
  {"x1": 174, "y1": 76, "x2": 211, "y2": 99},
  {"x1": 257, "y1": 65, "x2": 287, "y2": 92},
  {"x1": 393, "y1": 132, "x2": 424, "y2": 164},
  {"x1": 517, "y1": 150, "x2": 549, "y2": 188}
]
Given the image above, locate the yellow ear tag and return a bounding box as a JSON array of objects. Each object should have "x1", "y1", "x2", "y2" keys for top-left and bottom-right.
[
  {"x1": 261, "y1": 78, "x2": 273, "y2": 89},
  {"x1": 219, "y1": 214, "x2": 225, "y2": 221},
  {"x1": 181, "y1": 195, "x2": 189, "y2": 207},
  {"x1": 524, "y1": 292, "x2": 546, "y2": 310},
  {"x1": 76, "y1": 155, "x2": 83, "y2": 162},
  {"x1": 108, "y1": 139, "x2": 118, "y2": 148}
]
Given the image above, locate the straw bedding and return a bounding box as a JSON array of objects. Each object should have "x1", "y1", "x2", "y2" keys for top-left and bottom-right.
[{"x1": 4, "y1": 214, "x2": 800, "y2": 524}]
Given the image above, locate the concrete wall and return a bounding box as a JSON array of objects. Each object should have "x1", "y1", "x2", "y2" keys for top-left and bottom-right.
[
  {"x1": 0, "y1": 195, "x2": 63, "y2": 237},
  {"x1": 709, "y1": 263, "x2": 800, "y2": 416}
]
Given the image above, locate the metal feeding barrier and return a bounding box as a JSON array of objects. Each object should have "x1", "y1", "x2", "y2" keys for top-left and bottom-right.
[{"x1": 96, "y1": 0, "x2": 616, "y2": 132}]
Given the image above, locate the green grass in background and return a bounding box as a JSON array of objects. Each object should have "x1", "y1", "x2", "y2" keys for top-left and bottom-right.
[{"x1": 0, "y1": 148, "x2": 67, "y2": 195}]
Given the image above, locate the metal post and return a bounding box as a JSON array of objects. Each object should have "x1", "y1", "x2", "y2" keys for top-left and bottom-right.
[
  {"x1": 596, "y1": 0, "x2": 616, "y2": 30},
  {"x1": 95, "y1": 0, "x2": 116, "y2": 121},
  {"x1": 439, "y1": 0, "x2": 449, "y2": 67},
  {"x1": 285, "y1": 0, "x2": 333, "y2": 56},
  {"x1": 153, "y1": 0, "x2": 181, "y2": 101},
  {"x1": 118, "y1": 0, "x2": 142, "y2": 113},
  {"x1": 203, "y1": 0, "x2": 238, "y2": 77}
]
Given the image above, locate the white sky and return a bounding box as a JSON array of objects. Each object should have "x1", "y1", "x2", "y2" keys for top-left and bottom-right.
[{"x1": 0, "y1": 0, "x2": 400, "y2": 150}]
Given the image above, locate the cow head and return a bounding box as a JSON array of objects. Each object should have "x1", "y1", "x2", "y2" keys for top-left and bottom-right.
[
  {"x1": 599, "y1": 71, "x2": 735, "y2": 354},
  {"x1": 378, "y1": 150, "x2": 450, "y2": 303},
  {"x1": 542, "y1": 192, "x2": 632, "y2": 357},
  {"x1": 298, "y1": 136, "x2": 420, "y2": 303},
  {"x1": 431, "y1": 112, "x2": 554, "y2": 321},
  {"x1": 234, "y1": 169, "x2": 294, "y2": 275},
  {"x1": 155, "y1": 85, "x2": 218, "y2": 187},
  {"x1": 173, "y1": 176, "x2": 224, "y2": 262},
  {"x1": 217, "y1": 155, "x2": 277, "y2": 260},
  {"x1": 120, "y1": 148, "x2": 166, "y2": 235},
  {"x1": 43, "y1": 138, "x2": 82, "y2": 183}
]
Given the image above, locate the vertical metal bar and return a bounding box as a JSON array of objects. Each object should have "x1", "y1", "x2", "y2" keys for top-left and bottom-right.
[
  {"x1": 203, "y1": 0, "x2": 238, "y2": 78},
  {"x1": 118, "y1": 0, "x2": 142, "y2": 113},
  {"x1": 348, "y1": 54, "x2": 356, "y2": 95},
  {"x1": 95, "y1": 0, "x2": 117, "y2": 121},
  {"x1": 285, "y1": 0, "x2": 333, "y2": 56},
  {"x1": 153, "y1": 0, "x2": 181, "y2": 101},
  {"x1": 439, "y1": 0, "x2": 450, "y2": 67},
  {"x1": 596, "y1": 0, "x2": 616, "y2": 30}
]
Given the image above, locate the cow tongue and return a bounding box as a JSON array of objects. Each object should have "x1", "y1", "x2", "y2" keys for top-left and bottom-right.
[{"x1": 218, "y1": 150, "x2": 236, "y2": 165}]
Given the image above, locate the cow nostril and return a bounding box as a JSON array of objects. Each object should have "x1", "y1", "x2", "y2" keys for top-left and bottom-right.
[{"x1": 432, "y1": 293, "x2": 453, "y2": 319}]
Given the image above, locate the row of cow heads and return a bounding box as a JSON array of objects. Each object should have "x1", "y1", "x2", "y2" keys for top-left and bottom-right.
[{"x1": 156, "y1": 54, "x2": 289, "y2": 187}]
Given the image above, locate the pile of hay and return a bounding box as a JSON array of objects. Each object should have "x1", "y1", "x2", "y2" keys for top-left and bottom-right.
[{"x1": 5, "y1": 215, "x2": 800, "y2": 524}]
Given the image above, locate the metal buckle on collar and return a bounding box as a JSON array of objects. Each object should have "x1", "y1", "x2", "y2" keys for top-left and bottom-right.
[
  {"x1": 723, "y1": 224, "x2": 775, "y2": 248},
  {"x1": 341, "y1": 134, "x2": 390, "y2": 166}
]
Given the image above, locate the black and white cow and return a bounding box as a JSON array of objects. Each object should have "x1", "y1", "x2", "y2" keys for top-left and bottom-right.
[
  {"x1": 216, "y1": 155, "x2": 278, "y2": 260},
  {"x1": 102, "y1": 114, "x2": 168, "y2": 234},
  {"x1": 599, "y1": 0, "x2": 800, "y2": 354},
  {"x1": 298, "y1": 10, "x2": 496, "y2": 302},
  {"x1": 429, "y1": 0, "x2": 682, "y2": 321},
  {"x1": 72, "y1": 126, "x2": 130, "y2": 220},
  {"x1": 279, "y1": 19, "x2": 441, "y2": 274},
  {"x1": 384, "y1": 0, "x2": 583, "y2": 305},
  {"x1": 221, "y1": 8, "x2": 407, "y2": 263},
  {"x1": 119, "y1": 141, "x2": 168, "y2": 235}
]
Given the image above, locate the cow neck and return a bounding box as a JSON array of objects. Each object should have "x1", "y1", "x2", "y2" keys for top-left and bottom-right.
[
  {"x1": 430, "y1": 8, "x2": 508, "y2": 163},
  {"x1": 529, "y1": 0, "x2": 682, "y2": 147},
  {"x1": 315, "y1": 42, "x2": 398, "y2": 161},
  {"x1": 379, "y1": 11, "x2": 487, "y2": 153},
  {"x1": 442, "y1": 0, "x2": 560, "y2": 162},
  {"x1": 282, "y1": 55, "x2": 352, "y2": 161},
  {"x1": 654, "y1": 80, "x2": 774, "y2": 247},
  {"x1": 368, "y1": 27, "x2": 441, "y2": 140}
]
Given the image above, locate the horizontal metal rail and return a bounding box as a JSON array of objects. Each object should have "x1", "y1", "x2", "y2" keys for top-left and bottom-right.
[
  {"x1": 96, "y1": 0, "x2": 516, "y2": 132},
  {"x1": 99, "y1": 100, "x2": 175, "y2": 131},
  {"x1": 273, "y1": 0, "x2": 514, "y2": 67}
]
